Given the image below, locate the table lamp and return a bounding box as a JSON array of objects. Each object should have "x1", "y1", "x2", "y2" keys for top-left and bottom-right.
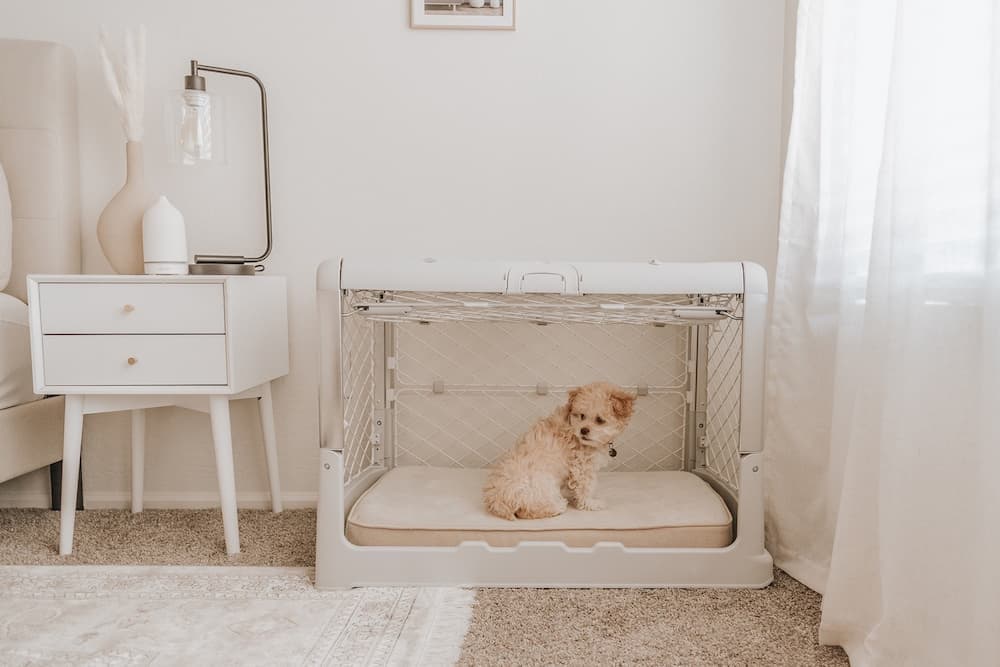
[{"x1": 171, "y1": 60, "x2": 272, "y2": 275}]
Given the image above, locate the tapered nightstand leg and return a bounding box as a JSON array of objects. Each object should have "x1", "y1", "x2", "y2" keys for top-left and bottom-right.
[
  {"x1": 209, "y1": 396, "x2": 240, "y2": 555},
  {"x1": 59, "y1": 395, "x2": 84, "y2": 555},
  {"x1": 258, "y1": 382, "x2": 283, "y2": 513},
  {"x1": 131, "y1": 409, "x2": 146, "y2": 513}
]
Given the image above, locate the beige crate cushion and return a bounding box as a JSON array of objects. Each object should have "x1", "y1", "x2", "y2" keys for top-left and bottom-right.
[{"x1": 346, "y1": 466, "x2": 733, "y2": 548}]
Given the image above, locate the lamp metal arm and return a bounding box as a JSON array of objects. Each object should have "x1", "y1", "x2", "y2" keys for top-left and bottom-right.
[{"x1": 189, "y1": 60, "x2": 272, "y2": 266}]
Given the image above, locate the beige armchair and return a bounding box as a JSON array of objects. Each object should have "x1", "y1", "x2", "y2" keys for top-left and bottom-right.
[{"x1": 0, "y1": 39, "x2": 82, "y2": 507}]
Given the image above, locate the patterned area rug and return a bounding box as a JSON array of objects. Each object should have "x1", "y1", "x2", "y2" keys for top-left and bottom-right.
[{"x1": 0, "y1": 566, "x2": 473, "y2": 666}]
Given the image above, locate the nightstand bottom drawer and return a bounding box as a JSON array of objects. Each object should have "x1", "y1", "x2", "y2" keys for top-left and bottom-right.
[{"x1": 42, "y1": 335, "x2": 228, "y2": 386}]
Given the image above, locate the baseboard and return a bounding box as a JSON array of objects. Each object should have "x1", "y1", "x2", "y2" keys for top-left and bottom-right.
[
  {"x1": 0, "y1": 493, "x2": 52, "y2": 508},
  {"x1": 0, "y1": 491, "x2": 318, "y2": 510}
]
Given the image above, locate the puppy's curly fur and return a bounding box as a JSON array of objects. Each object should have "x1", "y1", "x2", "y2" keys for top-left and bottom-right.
[{"x1": 483, "y1": 382, "x2": 636, "y2": 520}]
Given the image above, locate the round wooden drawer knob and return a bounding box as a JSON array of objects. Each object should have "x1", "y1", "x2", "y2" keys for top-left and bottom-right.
[
  {"x1": 127, "y1": 356, "x2": 138, "y2": 366},
  {"x1": 123, "y1": 304, "x2": 135, "y2": 313}
]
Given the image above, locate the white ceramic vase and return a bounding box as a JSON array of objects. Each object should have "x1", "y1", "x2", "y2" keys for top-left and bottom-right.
[{"x1": 96, "y1": 141, "x2": 154, "y2": 274}]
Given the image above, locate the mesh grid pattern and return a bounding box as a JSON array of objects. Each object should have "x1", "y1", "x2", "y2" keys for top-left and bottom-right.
[
  {"x1": 704, "y1": 302, "x2": 744, "y2": 492},
  {"x1": 395, "y1": 319, "x2": 690, "y2": 391},
  {"x1": 341, "y1": 311, "x2": 375, "y2": 484},
  {"x1": 390, "y1": 310, "x2": 690, "y2": 472},
  {"x1": 393, "y1": 391, "x2": 687, "y2": 472},
  {"x1": 334, "y1": 290, "x2": 745, "y2": 486}
]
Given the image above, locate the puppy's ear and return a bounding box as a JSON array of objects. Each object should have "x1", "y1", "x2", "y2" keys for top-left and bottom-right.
[
  {"x1": 564, "y1": 387, "x2": 581, "y2": 421},
  {"x1": 610, "y1": 390, "x2": 636, "y2": 420}
]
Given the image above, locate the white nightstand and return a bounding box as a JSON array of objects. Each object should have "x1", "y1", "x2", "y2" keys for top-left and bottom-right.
[{"x1": 26, "y1": 275, "x2": 290, "y2": 556}]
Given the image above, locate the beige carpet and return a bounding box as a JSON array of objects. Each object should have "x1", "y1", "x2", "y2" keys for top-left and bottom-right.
[
  {"x1": 0, "y1": 508, "x2": 847, "y2": 665},
  {"x1": 0, "y1": 508, "x2": 316, "y2": 566},
  {"x1": 459, "y1": 572, "x2": 847, "y2": 666}
]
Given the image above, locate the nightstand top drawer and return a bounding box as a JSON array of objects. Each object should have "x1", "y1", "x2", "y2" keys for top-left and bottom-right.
[{"x1": 38, "y1": 283, "x2": 225, "y2": 334}]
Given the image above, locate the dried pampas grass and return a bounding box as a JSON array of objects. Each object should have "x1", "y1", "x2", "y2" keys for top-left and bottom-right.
[{"x1": 98, "y1": 25, "x2": 146, "y2": 142}]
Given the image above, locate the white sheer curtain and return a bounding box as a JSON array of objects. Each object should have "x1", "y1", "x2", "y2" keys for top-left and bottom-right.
[{"x1": 765, "y1": 0, "x2": 1000, "y2": 663}]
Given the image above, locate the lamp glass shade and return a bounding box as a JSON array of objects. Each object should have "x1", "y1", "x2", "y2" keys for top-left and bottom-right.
[{"x1": 166, "y1": 89, "x2": 226, "y2": 165}]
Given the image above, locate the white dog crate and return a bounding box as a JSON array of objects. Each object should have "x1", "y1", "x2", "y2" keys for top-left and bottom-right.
[{"x1": 315, "y1": 258, "x2": 772, "y2": 588}]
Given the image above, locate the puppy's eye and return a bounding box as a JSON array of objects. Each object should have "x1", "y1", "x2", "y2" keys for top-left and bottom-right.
[
  {"x1": 595, "y1": 416, "x2": 605, "y2": 425},
  {"x1": 578, "y1": 413, "x2": 585, "y2": 420}
]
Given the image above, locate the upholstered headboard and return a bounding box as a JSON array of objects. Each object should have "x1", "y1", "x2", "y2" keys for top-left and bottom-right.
[{"x1": 0, "y1": 39, "x2": 81, "y2": 302}]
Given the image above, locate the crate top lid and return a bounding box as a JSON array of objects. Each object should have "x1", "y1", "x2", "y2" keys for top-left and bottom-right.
[{"x1": 320, "y1": 258, "x2": 764, "y2": 296}]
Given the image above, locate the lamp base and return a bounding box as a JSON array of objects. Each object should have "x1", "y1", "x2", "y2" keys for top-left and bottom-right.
[{"x1": 188, "y1": 262, "x2": 258, "y2": 276}]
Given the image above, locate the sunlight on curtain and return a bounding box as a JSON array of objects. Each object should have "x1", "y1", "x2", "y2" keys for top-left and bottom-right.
[{"x1": 765, "y1": 0, "x2": 1000, "y2": 663}]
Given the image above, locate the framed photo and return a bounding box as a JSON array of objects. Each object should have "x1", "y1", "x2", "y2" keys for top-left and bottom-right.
[{"x1": 410, "y1": 0, "x2": 516, "y2": 31}]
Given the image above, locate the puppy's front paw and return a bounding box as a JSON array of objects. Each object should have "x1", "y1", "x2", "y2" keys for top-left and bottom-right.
[{"x1": 576, "y1": 497, "x2": 606, "y2": 511}]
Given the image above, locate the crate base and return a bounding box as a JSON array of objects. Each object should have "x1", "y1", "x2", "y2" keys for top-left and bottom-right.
[{"x1": 315, "y1": 449, "x2": 773, "y2": 589}]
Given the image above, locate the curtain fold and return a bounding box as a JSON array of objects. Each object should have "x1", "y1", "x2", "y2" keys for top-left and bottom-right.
[{"x1": 765, "y1": 0, "x2": 1000, "y2": 663}]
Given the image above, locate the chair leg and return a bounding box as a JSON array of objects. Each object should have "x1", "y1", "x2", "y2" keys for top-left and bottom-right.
[
  {"x1": 49, "y1": 461, "x2": 61, "y2": 511},
  {"x1": 131, "y1": 409, "x2": 146, "y2": 513},
  {"x1": 258, "y1": 383, "x2": 283, "y2": 513},
  {"x1": 50, "y1": 461, "x2": 85, "y2": 511},
  {"x1": 209, "y1": 396, "x2": 240, "y2": 555},
  {"x1": 59, "y1": 395, "x2": 84, "y2": 555},
  {"x1": 49, "y1": 461, "x2": 83, "y2": 512},
  {"x1": 75, "y1": 463, "x2": 83, "y2": 511}
]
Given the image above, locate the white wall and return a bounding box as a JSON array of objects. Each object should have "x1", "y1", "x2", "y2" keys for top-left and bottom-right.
[{"x1": 0, "y1": 0, "x2": 788, "y2": 507}]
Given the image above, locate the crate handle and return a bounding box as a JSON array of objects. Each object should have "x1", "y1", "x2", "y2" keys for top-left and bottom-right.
[{"x1": 506, "y1": 263, "x2": 581, "y2": 295}]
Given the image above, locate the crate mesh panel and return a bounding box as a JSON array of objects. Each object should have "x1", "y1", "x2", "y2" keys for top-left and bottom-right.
[
  {"x1": 394, "y1": 391, "x2": 687, "y2": 471},
  {"x1": 341, "y1": 312, "x2": 375, "y2": 484},
  {"x1": 704, "y1": 303, "x2": 744, "y2": 491},
  {"x1": 395, "y1": 319, "x2": 690, "y2": 392},
  {"x1": 337, "y1": 290, "x2": 745, "y2": 484},
  {"x1": 388, "y1": 303, "x2": 691, "y2": 472}
]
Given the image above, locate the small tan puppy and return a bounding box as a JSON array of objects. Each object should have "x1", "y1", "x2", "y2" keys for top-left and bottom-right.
[{"x1": 483, "y1": 382, "x2": 636, "y2": 520}]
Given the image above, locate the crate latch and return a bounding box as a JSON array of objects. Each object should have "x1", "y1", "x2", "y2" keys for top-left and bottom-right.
[{"x1": 371, "y1": 409, "x2": 385, "y2": 464}]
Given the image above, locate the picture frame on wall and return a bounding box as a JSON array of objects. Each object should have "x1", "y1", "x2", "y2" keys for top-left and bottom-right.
[{"x1": 410, "y1": 0, "x2": 516, "y2": 30}]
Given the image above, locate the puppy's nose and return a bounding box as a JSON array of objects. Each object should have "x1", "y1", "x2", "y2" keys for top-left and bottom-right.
[{"x1": 580, "y1": 427, "x2": 590, "y2": 436}]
